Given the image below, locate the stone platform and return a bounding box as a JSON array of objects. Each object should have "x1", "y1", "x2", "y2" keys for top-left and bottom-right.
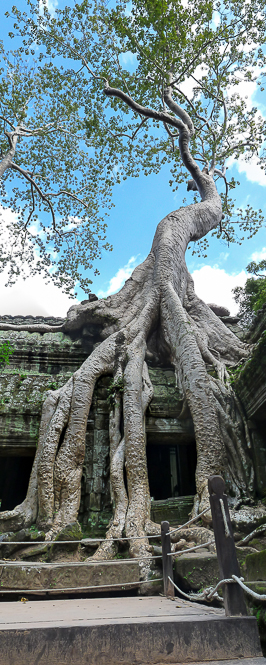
[
  {"x1": 0, "y1": 559, "x2": 141, "y2": 594},
  {"x1": 0, "y1": 595, "x2": 264, "y2": 665}
]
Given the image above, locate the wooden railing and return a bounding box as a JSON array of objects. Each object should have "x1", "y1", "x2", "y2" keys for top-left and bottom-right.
[{"x1": 161, "y1": 474, "x2": 247, "y2": 616}]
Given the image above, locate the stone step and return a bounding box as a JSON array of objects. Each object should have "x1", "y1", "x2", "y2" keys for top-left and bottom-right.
[
  {"x1": 0, "y1": 559, "x2": 141, "y2": 595},
  {"x1": 0, "y1": 596, "x2": 263, "y2": 665},
  {"x1": 187, "y1": 660, "x2": 266, "y2": 665}
]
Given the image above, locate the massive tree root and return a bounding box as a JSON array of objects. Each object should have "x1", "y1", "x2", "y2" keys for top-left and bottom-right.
[{"x1": 0, "y1": 170, "x2": 260, "y2": 576}]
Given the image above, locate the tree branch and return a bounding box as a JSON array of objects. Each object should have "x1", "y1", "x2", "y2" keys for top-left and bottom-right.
[
  {"x1": 104, "y1": 83, "x2": 185, "y2": 131},
  {"x1": 10, "y1": 161, "x2": 57, "y2": 231},
  {"x1": 164, "y1": 75, "x2": 194, "y2": 134},
  {"x1": 104, "y1": 83, "x2": 204, "y2": 194},
  {"x1": 107, "y1": 117, "x2": 149, "y2": 142}
]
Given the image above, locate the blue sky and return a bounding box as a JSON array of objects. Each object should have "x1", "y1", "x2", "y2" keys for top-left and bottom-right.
[{"x1": 1, "y1": 0, "x2": 266, "y2": 317}]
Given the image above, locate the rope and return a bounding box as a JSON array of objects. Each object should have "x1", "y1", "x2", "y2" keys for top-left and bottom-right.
[
  {"x1": 0, "y1": 534, "x2": 160, "y2": 547},
  {"x1": 219, "y1": 498, "x2": 230, "y2": 538},
  {"x1": 0, "y1": 578, "x2": 163, "y2": 594},
  {"x1": 168, "y1": 574, "x2": 266, "y2": 604},
  {"x1": 0, "y1": 555, "x2": 162, "y2": 566},
  {"x1": 167, "y1": 507, "x2": 210, "y2": 536},
  {"x1": 232, "y1": 575, "x2": 266, "y2": 601},
  {"x1": 168, "y1": 576, "x2": 235, "y2": 603},
  {"x1": 237, "y1": 524, "x2": 266, "y2": 547},
  {"x1": 167, "y1": 540, "x2": 214, "y2": 556}
]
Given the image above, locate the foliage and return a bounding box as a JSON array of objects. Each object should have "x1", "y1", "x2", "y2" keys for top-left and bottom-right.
[
  {"x1": 0, "y1": 0, "x2": 264, "y2": 295},
  {"x1": 233, "y1": 261, "x2": 266, "y2": 326},
  {"x1": 7, "y1": 0, "x2": 266, "y2": 260},
  {"x1": 107, "y1": 377, "x2": 124, "y2": 409},
  {"x1": 0, "y1": 341, "x2": 14, "y2": 365},
  {"x1": 0, "y1": 39, "x2": 113, "y2": 296}
]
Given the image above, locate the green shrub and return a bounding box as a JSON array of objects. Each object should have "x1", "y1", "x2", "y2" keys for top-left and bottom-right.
[{"x1": 0, "y1": 341, "x2": 14, "y2": 365}]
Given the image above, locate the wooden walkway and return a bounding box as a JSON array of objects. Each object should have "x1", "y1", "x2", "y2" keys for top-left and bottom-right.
[{"x1": 0, "y1": 595, "x2": 264, "y2": 664}]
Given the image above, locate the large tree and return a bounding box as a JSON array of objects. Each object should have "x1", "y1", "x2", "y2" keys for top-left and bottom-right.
[{"x1": 1, "y1": 0, "x2": 266, "y2": 575}]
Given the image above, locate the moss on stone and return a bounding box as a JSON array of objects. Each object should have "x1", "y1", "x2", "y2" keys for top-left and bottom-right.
[{"x1": 245, "y1": 548, "x2": 266, "y2": 581}]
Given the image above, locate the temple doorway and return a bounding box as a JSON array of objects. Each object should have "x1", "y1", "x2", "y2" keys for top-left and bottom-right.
[
  {"x1": 146, "y1": 437, "x2": 197, "y2": 501},
  {"x1": 0, "y1": 455, "x2": 34, "y2": 512}
]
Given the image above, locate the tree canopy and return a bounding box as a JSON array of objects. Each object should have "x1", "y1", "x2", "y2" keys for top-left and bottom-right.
[
  {"x1": 233, "y1": 259, "x2": 266, "y2": 325},
  {"x1": 0, "y1": 37, "x2": 112, "y2": 295},
  {"x1": 6, "y1": 0, "x2": 266, "y2": 264}
]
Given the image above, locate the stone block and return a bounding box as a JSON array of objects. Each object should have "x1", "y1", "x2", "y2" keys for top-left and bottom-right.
[
  {"x1": 86, "y1": 418, "x2": 94, "y2": 431},
  {"x1": 85, "y1": 479, "x2": 93, "y2": 493},
  {"x1": 94, "y1": 429, "x2": 109, "y2": 446},
  {"x1": 0, "y1": 559, "x2": 140, "y2": 593},
  {"x1": 89, "y1": 493, "x2": 101, "y2": 511},
  {"x1": 146, "y1": 417, "x2": 194, "y2": 442},
  {"x1": 96, "y1": 387, "x2": 108, "y2": 399},
  {"x1": 93, "y1": 477, "x2": 103, "y2": 493},
  {"x1": 92, "y1": 463, "x2": 102, "y2": 479},
  {"x1": 84, "y1": 462, "x2": 93, "y2": 478},
  {"x1": 174, "y1": 551, "x2": 220, "y2": 591},
  {"x1": 0, "y1": 615, "x2": 262, "y2": 665},
  {"x1": 94, "y1": 413, "x2": 109, "y2": 430},
  {"x1": 84, "y1": 495, "x2": 91, "y2": 510},
  {"x1": 151, "y1": 496, "x2": 194, "y2": 525},
  {"x1": 95, "y1": 400, "x2": 109, "y2": 414},
  {"x1": 245, "y1": 549, "x2": 266, "y2": 581}
]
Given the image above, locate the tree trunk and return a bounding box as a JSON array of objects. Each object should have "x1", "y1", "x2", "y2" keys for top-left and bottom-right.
[{"x1": 0, "y1": 170, "x2": 259, "y2": 576}]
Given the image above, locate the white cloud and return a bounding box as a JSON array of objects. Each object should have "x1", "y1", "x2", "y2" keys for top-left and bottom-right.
[
  {"x1": 39, "y1": 0, "x2": 58, "y2": 17},
  {"x1": 225, "y1": 67, "x2": 266, "y2": 186},
  {"x1": 97, "y1": 256, "x2": 139, "y2": 298},
  {"x1": 191, "y1": 265, "x2": 247, "y2": 315},
  {"x1": 212, "y1": 11, "x2": 221, "y2": 27},
  {"x1": 0, "y1": 271, "x2": 77, "y2": 317},
  {"x1": 0, "y1": 206, "x2": 77, "y2": 317},
  {"x1": 251, "y1": 247, "x2": 266, "y2": 261},
  {"x1": 179, "y1": 64, "x2": 208, "y2": 100},
  {"x1": 227, "y1": 154, "x2": 266, "y2": 187}
]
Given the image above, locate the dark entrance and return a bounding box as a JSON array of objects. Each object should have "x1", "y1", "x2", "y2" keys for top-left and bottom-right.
[
  {"x1": 147, "y1": 440, "x2": 196, "y2": 500},
  {"x1": 0, "y1": 456, "x2": 34, "y2": 511}
]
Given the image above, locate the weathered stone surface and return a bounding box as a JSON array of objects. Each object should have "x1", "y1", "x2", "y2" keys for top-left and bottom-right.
[
  {"x1": 48, "y1": 522, "x2": 83, "y2": 559},
  {"x1": 0, "y1": 528, "x2": 45, "y2": 558},
  {"x1": 0, "y1": 559, "x2": 140, "y2": 592},
  {"x1": 233, "y1": 333, "x2": 266, "y2": 421},
  {"x1": 208, "y1": 304, "x2": 230, "y2": 317},
  {"x1": 174, "y1": 548, "x2": 255, "y2": 592},
  {"x1": 230, "y1": 506, "x2": 266, "y2": 532},
  {"x1": 246, "y1": 303, "x2": 266, "y2": 344},
  {"x1": 146, "y1": 417, "x2": 194, "y2": 442},
  {"x1": 0, "y1": 371, "x2": 72, "y2": 454},
  {"x1": 147, "y1": 368, "x2": 184, "y2": 417},
  {"x1": 174, "y1": 551, "x2": 220, "y2": 591},
  {"x1": 151, "y1": 496, "x2": 194, "y2": 525},
  {"x1": 244, "y1": 550, "x2": 266, "y2": 582}
]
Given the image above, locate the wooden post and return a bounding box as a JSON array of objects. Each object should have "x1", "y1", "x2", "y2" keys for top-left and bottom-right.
[
  {"x1": 161, "y1": 521, "x2": 174, "y2": 597},
  {"x1": 208, "y1": 475, "x2": 247, "y2": 616}
]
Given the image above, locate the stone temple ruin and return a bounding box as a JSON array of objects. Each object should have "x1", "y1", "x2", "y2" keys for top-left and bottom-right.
[{"x1": 0, "y1": 303, "x2": 266, "y2": 536}]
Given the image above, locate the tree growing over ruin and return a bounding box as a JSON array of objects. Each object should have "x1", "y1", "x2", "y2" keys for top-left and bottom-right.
[{"x1": 1, "y1": 0, "x2": 266, "y2": 576}]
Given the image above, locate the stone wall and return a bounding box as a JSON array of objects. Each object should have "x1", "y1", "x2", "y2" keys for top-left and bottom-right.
[
  {"x1": 0, "y1": 320, "x2": 198, "y2": 534},
  {"x1": 232, "y1": 329, "x2": 266, "y2": 498},
  {"x1": 1, "y1": 314, "x2": 266, "y2": 534}
]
